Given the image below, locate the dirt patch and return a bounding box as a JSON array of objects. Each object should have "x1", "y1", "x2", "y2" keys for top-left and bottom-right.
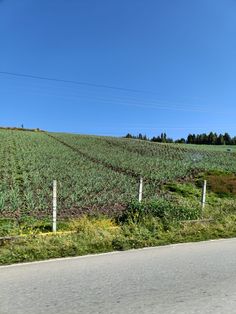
[{"x1": 197, "y1": 171, "x2": 236, "y2": 197}]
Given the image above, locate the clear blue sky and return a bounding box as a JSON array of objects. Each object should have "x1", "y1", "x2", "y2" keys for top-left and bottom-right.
[{"x1": 0, "y1": 0, "x2": 235, "y2": 138}]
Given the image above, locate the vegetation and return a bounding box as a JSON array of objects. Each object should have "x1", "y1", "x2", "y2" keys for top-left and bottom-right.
[
  {"x1": 125, "y1": 131, "x2": 236, "y2": 145},
  {"x1": 0, "y1": 128, "x2": 236, "y2": 218},
  {"x1": 52, "y1": 132, "x2": 236, "y2": 182},
  {"x1": 0, "y1": 128, "x2": 236, "y2": 264},
  {"x1": 0, "y1": 210, "x2": 236, "y2": 265}
]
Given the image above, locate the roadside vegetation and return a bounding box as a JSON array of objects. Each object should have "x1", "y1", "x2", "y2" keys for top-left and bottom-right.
[
  {"x1": 1, "y1": 179, "x2": 236, "y2": 265},
  {"x1": 0, "y1": 128, "x2": 236, "y2": 264},
  {"x1": 1, "y1": 212, "x2": 236, "y2": 265}
]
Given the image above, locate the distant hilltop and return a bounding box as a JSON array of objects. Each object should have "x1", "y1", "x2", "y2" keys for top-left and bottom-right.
[{"x1": 0, "y1": 126, "x2": 44, "y2": 132}]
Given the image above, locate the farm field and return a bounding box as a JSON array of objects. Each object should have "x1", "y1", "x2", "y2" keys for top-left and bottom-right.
[
  {"x1": 52, "y1": 132, "x2": 236, "y2": 180},
  {"x1": 0, "y1": 128, "x2": 236, "y2": 218}
]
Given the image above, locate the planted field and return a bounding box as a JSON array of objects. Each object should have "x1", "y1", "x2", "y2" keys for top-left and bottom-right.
[
  {"x1": 52, "y1": 132, "x2": 236, "y2": 181},
  {"x1": 0, "y1": 129, "x2": 236, "y2": 218},
  {"x1": 0, "y1": 130, "x2": 138, "y2": 217}
]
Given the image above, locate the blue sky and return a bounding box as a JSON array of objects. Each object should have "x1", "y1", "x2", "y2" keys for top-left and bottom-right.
[{"x1": 0, "y1": 0, "x2": 235, "y2": 138}]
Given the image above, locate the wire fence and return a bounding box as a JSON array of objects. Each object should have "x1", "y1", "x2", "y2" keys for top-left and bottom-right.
[{"x1": 0, "y1": 178, "x2": 208, "y2": 237}]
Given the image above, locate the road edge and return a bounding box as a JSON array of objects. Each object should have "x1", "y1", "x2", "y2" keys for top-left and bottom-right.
[{"x1": 1, "y1": 237, "x2": 235, "y2": 269}]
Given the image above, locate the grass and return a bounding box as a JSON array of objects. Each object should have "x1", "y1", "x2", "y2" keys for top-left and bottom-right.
[
  {"x1": 1, "y1": 189, "x2": 236, "y2": 265},
  {"x1": 1, "y1": 213, "x2": 236, "y2": 265}
]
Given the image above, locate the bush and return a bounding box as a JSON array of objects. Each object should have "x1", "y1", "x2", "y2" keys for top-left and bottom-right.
[{"x1": 118, "y1": 199, "x2": 201, "y2": 223}]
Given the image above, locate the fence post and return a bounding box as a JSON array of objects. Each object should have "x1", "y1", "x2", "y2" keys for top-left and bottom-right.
[
  {"x1": 138, "y1": 177, "x2": 143, "y2": 203},
  {"x1": 201, "y1": 180, "x2": 207, "y2": 211},
  {"x1": 52, "y1": 180, "x2": 57, "y2": 233}
]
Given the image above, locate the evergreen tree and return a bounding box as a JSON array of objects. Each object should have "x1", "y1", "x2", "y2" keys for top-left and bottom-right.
[
  {"x1": 125, "y1": 133, "x2": 132, "y2": 139},
  {"x1": 223, "y1": 133, "x2": 231, "y2": 145}
]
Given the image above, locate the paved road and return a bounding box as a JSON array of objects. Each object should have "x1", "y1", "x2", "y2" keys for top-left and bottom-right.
[{"x1": 1, "y1": 239, "x2": 236, "y2": 314}]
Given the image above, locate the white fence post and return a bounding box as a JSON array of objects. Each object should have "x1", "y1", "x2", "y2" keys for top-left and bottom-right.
[
  {"x1": 52, "y1": 180, "x2": 57, "y2": 233},
  {"x1": 201, "y1": 180, "x2": 207, "y2": 210},
  {"x1": 138, "y1": 177, "x2": 143, "y2": 203}
]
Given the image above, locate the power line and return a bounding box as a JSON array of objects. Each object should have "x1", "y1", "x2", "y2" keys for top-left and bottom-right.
[
  {"x1": 1, "y1": 79, "x2": 205, "y2": 109},
  {"x1": 1, "y1": 84, "x2": 208, "y2": 113},
  {"x1": 1, "y1": 72, "x2": 206, "y2": 110},
  {"x1": 1, "y1": 77, "x2": 209, "y2": 113},
  {"x1": 0, "y1": 70, "x2": 222, "y2": 114},
  {"x1": 0, "y1": 70, "x2": 152, "y2": 94}
]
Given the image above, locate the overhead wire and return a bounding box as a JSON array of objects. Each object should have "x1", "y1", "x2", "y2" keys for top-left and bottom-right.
[
  {"x1": 0, "y1": 70, "x2": 152, "y2": 94},
  {"x1": 0, "y1": 72, "x2": 210, "y2": 113}
]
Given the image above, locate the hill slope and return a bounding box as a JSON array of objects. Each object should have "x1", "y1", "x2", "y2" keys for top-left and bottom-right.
[{"x1": 0, "y1": 128, "x2": 235, "y2": 217}]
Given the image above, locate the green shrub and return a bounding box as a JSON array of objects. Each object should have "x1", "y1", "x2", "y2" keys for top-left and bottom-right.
[{"x1": 118, "y1": 199, "x2": 201, "y2": 223}]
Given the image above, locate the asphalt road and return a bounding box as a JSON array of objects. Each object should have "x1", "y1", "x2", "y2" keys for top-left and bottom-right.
[{"x1": 1, "y1": 239, "x2": 236, "y2": 314}]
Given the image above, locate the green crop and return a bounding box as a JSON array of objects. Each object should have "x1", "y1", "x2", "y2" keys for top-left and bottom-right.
[{"x1": 0, "y1": 129, "x2": 236, "y2": 218}]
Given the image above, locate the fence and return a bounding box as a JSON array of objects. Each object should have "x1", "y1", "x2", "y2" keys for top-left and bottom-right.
[{"x1": 0, "y1": 178, "x2": 208, "y2": 236}]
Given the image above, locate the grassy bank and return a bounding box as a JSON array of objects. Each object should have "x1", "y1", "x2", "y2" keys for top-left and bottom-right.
[
  {"x1": 1, "y1": 191, "x2": 236, "y2": 265},
  {"x1": 1, "y1": 215, "x2": 236, "y2": 265}
]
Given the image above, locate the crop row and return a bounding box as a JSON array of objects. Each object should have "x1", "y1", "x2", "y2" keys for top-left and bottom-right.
[
  {"x1": 1, "y1": 129, "x2": 235, "y2": 217},
  {"x1": 0, "y1": 130, "x2": 143, "y2": 216},
  {"x1": 52, "y1": 133, "x2": 236, "y2": 182}
]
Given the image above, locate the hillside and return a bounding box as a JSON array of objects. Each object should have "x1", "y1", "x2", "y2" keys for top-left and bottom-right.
[{"x1": 0, "y1": 128, "x2": 236, "y2": 218}]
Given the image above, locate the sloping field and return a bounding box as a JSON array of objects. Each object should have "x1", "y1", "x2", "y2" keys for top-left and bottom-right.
[
  {"x1": 0, "y1": 129, "x2": 236, "y2": 217},
  {"x1": 51, "y1": 133, "x2": 236, "y2": 181}
]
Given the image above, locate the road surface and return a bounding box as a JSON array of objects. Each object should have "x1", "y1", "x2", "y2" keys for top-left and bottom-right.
[{"x1": 1, "y1": 238, "x2": 236, "y2": 314}]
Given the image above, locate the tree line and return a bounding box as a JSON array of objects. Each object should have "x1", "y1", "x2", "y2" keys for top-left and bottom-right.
[{"x1": 124, "y1": 132, "x2": 236, "y2": 145}]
